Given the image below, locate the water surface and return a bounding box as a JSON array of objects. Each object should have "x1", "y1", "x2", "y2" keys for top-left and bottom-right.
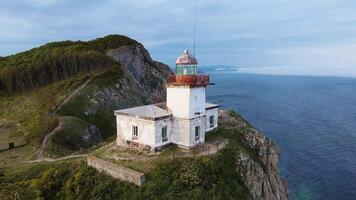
[{"x1": 206, "y1": 73, "x2": 356, "y2": 200}]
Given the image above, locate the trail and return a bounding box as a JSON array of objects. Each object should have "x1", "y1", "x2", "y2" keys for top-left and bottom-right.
[
  {"x1": 33, "y1": 121, "x2": 63, "y2": 160},
  {"x1": 54, "y1": 78, "x2": 92, "y2": 113},
  {"x1": 32, "y1": 78, "x2": 92, "y2": 161},
  {"x1": 27, "y1": 154, "x2": 86, "y2": 163}
]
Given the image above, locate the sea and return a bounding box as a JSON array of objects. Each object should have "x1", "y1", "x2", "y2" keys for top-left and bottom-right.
[{"x1": 205, "y1": 72, "x2": 356, "y2": 200}]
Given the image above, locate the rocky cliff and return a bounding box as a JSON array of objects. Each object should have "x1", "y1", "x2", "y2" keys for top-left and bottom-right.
[
  {"x1": 220, "y1": 110, "x2": 289, "y2": 200},
  {"x1": 54, "y1": 43, "x2": 172, "y2": 154},
  {"x1": 0, "y1": 35, "x2": 288, "y2": 200},
  {"x1": 0, "y1": 35, "x2": 172, "y2": 159}
]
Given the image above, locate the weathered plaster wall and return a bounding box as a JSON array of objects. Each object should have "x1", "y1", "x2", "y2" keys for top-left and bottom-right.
[
  {"x1": 205, "y1": 108, "x2": 219, "y2": 132},
  {"x1": 87, "y1": 155, "x2": 145, "y2": 186},
  {"x1": 116, "y1": 115, "x2": 155, "y2": 147},
  {"x1": 167, "y1": 86, "x2": 206, "y2": 119},
  {"x1": 188, "y1": 116, "x2": 206, "y2": 146},
  {"x1": 171, "y1": 116, "x2": 206, "y2": 148},
  {"x1": 154, "y1": 117, "x2": 172, "y2": 147}
]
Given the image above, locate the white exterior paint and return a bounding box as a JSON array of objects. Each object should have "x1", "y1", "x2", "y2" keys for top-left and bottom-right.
[
  {"x1": 116, "y1": 115, "x2": 172, "y2": 149},
  {"x1": 116, "y1": 115, "x2": 155, "y2": 147},
  {"x1": 170, "y1": 116, "x2": 205, "y2": 148},
  {"x1": 115, "y1": 102, "x2": 219, "y2": 150},
  {"x1": 166, "y1": 86, "x2": 206, "y2": 119},
  {"x1": 154, "y1": 118, "x2": 172, "y2": 147},
  {"x1": 205, "y1": 107, "x2": 219, "y2": 132}
]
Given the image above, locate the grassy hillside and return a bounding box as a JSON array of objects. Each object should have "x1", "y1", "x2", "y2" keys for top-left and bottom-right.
[
  {"x1": 0, "y1": 66, "x2": 122, "y2": 163},
  {"x1": 0, "y1": 35, "x2": 137, "y2": 94},
  {"x1": 0, "y1": 35, "x2": 138, "y2": 163},
  {"x1": 0, "y1": 115, "x2": 251, "y2": 200},
  {"x1": 0, "y1": 34, "x2": 171, "y2": 163}
]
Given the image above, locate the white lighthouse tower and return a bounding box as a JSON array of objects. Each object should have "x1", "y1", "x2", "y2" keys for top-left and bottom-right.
[
  {"x1": 167, "y1": 49, "x2": 211, "y2": 148},
  {"x1": 114, "y1": 49, "x2": 218, "y2": 151}
]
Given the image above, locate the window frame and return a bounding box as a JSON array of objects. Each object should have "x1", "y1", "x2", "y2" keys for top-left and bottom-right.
[
  {"x1": 132, "y1": 125, "x2": 138, "y2": 139},
  {"x1": 161, "y1": 126, "x2": 168, "y2": 142},
  {"x1": 195, "y1": 126, "x2": 200, "y2": 141},
  {"x1": 209, "y1": 115, "x2": 214, "y2": 128}
]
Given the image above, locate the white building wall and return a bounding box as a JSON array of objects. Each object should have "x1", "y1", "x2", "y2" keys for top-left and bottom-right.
[
  {"x1": 154, "y1": 118, "x2": 172, "y2": 148},
  {"x1": 188, "y1": 116, "x2": 206, "y2": 147},
  {"x1": 205, "y1": 108, "x2": 219, "y2": 132},
  {"x1": 116, "y1": 115, "x2": 156, "y2": 147},
  {"x1": 171, "y1": 116, "x2": 206, "y2": 148},
  {"x1": 171, "y1": 117, "x2": 190, "y2": 147},
  {"x1": 167, "y1": 86, "x2": 206, "y2": 119}
]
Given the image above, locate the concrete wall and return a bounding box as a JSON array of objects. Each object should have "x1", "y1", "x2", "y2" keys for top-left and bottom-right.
[
  {"x1": 205, "y1": 108, "x2": 219, "y2": 132},
  {"x1": 154, "y1": 117, "x2": 172, "y2": 147},
  {"x1": 87, "y1": 156, "x2": 145, "y2": 186},
  {"x1": 188, "y1": 116, "x2": 206, "y2": 147},
  {"x1": 116, "y1": 115, "x2": 173, "y2": 149},
  {"x1": 171, "y1": 116, "x2": 206, "y2": 148},
  {"x1": 116, "y1": 115, "x2": 155, "y2": 147},
  {"x1": 167, "y1": 86, "x2": 206, "y2": 119}
]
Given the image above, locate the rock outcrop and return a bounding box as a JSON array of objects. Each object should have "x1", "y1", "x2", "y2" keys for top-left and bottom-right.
[
  {"x1": 56, "y1": 43, "x2": 172, "y2": 140},
  {"x1": 220, "y1": 110, "x2": 289, "y2": 200},
  {"x1": 106, "y1": 44, "x2": 172, "y2": 105}
]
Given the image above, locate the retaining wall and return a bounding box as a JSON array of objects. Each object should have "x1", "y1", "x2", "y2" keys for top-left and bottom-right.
[{"x1": 87, "y1": 155, "x2": 145, "y2": 186}]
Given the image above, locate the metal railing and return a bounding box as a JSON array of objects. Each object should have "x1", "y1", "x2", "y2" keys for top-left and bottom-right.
[{"x1": 167, "y1": 75, "x2": 209, "y2": 86}]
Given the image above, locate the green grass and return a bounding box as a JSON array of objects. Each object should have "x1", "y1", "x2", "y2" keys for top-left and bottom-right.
[
  {"x1": 0, "y1": 34, "x2": 137, "y2": 93},
  {"x1": 0, "y1": 112, "x2": 265, "y2": 200},
  {"x1": 0, "y1": 66, "x2": 122, "y2": 164},
  {"x1": 46, "y1": 116, "x2": 103, "y2": 158},
  {"x1": 56, "y1": 66, "x2": 124, "y2": 139},
  {"x1": 0, "y1": 75, "x2": 90, "y2": 164},
  {"x1": 0, "y1": 149, "x2": 249, "y2": 200}
]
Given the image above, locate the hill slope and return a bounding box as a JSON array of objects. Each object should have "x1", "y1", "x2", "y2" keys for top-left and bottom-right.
[
  {"x1": 0, "y1": 35, "x2": 288, "y2": 199},
  {"x1": 0, "y1": 35, "x2": 171, "y2": 162}
]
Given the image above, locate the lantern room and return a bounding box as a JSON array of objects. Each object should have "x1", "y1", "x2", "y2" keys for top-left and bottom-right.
[
  {"x1": 167, "y1": 49, "x2": 209, "y2": 87},
  {"x1": 175, "y1": 49, "x2": 198, "y2": 75}
]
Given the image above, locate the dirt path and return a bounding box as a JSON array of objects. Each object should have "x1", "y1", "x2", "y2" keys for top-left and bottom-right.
[
  {"x1": 32, "y1": 78, "x2": 92, "y2": 161},
  {"x1": 33, "y1": 121, "x2": 63, "y2": 160},
  {"x1": 54, "y1": 78, "x2": 92, "y2": 113},
  {"x1": 27, "y1": 154, "x2": 86, "y2": 163}
]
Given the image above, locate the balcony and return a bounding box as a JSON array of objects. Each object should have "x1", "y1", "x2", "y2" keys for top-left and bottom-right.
[{"x1": 167, "y1": 75, "x2": 209, "y2": 87}]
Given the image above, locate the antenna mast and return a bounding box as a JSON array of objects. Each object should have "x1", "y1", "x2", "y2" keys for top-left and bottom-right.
[{"x1": 193, "y1": 0, "x2": 197, "y2": 56}]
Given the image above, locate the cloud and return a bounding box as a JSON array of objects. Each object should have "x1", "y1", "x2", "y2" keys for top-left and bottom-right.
[{"x1": 0, "y1": 0, "x2": 356, "y2": 76}]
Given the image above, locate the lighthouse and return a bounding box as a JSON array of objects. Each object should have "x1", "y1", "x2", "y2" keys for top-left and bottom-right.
[
  {"x1": 166, "y1": 49, "x2": 212, "y2": 148},
  {"x1": 115, "y1": 49, "x2": 218, "y2": 151}
]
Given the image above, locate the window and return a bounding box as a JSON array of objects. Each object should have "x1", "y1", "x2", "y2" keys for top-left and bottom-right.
[
  {"x1": 161, "y1": 126, "x2": 168, "y2": 142},
  {"x1": 209, "y1": 116, "x2": 214, "y2": 128},
  {"x1": 132, "y1": 125, "x2": 138, "y2": 139},
  {"x1": 195, "y1": 126, "x2": 200, "y2": 141}
]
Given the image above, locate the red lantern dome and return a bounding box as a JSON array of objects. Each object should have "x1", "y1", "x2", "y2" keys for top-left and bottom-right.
[
  {"x1": 167, "y1": 49, "x2": 209, "y2": 87},
  {"x1": 176, "y1": 49, "x2": 198, "y2": 65}
]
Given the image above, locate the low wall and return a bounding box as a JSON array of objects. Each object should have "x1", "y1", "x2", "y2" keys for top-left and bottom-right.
[{"x1": 87, "y1": 155, "x2": 145, "y2": 186}]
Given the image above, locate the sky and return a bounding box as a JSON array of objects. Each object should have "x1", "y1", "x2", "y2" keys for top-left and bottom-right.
[{"x1": 1, "y1": 0, "x2": 356, "y2": 77}]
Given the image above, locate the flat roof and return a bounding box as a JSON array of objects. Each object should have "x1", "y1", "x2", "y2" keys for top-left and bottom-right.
[
  {"x1": 115, "y1": 104, "x2": 172, "y2": 121},
  {"x1": 206, "y1": 103, "x2": 219, "y2": 110}
]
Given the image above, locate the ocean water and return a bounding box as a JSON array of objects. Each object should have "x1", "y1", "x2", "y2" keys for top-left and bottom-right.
[{"x1": 206, "y1": 73, "x2": 356, "y2": 200}]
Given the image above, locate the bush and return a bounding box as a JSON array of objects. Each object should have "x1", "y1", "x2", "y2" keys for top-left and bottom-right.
[{"x1": 0, "y1": 35, "x2": 137, "y2": 94}]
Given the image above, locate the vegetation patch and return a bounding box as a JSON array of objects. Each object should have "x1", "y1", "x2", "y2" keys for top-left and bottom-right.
[
  {"x1": 0, "y1": 35, "x2": 137, "y2": 94},
  {"x1": 47, "y1": 116, "x2": 103, "y2": 158},
  {"x1": 56, "y1": 65, "x2": 123, "y2": 139}
]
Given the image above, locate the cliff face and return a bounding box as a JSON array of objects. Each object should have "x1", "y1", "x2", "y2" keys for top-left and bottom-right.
[
  {"x1": 220, "y1": 111, "x2": 289, "y2": 200},
  {"x1": 54, "y1": 43, "x2": 172, "y2": 153},
  {"x1": 106, "y1": 44, "x2": 172, "y2": 105},
  {"x1": 0, "y1": 35, "x2": 288, "y2": 199}
]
